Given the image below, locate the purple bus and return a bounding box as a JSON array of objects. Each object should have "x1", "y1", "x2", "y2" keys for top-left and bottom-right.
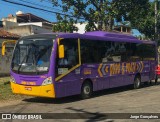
[{"x1": 9, "y1": 31, "x2": 157, "y2": 99}]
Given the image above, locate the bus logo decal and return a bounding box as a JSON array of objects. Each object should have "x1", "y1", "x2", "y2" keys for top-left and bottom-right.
[
  {"x1": 98, "y1": 62, "x2": 144, "y2": 77},
  {"x1": 84, "y1": 68, "x2": 92, "y2": 75},
  {"x1": 140, "y1": 61, "x2": 144, "y2": 72},
  {"x1": 101, "y1": 64, "x2": 107, "y2": 76},
  {"x1": 98, "y1": 64, "x2": 103, "y2": 77},
  {"x1": 21, "y1": 81, "x2": 36, "y2": 86},
  {"x1": 110, "y1": 63, "x2": 121, "y2": 76}
]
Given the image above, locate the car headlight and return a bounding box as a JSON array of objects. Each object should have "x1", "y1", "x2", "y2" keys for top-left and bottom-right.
[
  {"x1": 42, "y1": 77, "x2": 52, "y2": 86},
  {"x1": 10, "y1": 76, "x2": 16, "y2": 83}
]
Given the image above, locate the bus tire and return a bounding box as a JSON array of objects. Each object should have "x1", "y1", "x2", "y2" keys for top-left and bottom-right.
[
  {"x1": 134, "y1": 76, "x2": 141, "y2": 89},
  {"x1": 81, "y1": 81, "x2": 93, "y2": 99}
]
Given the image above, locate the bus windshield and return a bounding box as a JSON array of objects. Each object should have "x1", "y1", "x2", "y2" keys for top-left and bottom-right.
[{"x1": 11, "y1": 38, "x2": 54, "y2": 75}]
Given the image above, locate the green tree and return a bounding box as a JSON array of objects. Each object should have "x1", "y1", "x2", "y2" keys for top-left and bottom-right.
[
  {"x1": 52, "y1": 15, "x2": 78, "y2": 33},
  {"x1": 114, "y1": 1, "x2": 160, "y2": 40},
  {"x1": 49, "y1": 0, "x2": 151, "y2": 33},
  {"x1": 50, "y1": 0, "x2": 118, "y2": 31},
  {"x1": 128, "y1": 1, "x2": 155, "y2": 40}
]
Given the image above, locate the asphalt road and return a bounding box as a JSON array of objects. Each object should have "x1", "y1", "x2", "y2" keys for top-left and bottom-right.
[{"x1": 1, "y1": 81, "x2": 160, "y2": 122}]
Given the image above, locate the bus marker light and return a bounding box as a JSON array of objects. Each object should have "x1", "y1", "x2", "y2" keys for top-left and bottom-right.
[
  {"x1": 42, "y1": 77, "x2": 52, "y2": 85},
  {"x1": 10, "y1": 76, "x2": 16, "y2": 83}
]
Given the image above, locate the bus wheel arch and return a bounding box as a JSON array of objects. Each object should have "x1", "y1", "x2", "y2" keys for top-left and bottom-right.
[
  {"x1": 80, "y1": 79, "x2": 93, "y2": 99},
  {"x1": 134, "y1": 73, "x2": 141, "y2": 89}
]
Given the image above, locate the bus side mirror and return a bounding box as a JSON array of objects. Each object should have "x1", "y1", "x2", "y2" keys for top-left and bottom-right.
[
  {"x1": 2, "y1": 43, "x2": 6, "y2": 56},
  {"x1": 1, "y1": 40, "x2": 16, "y2": 56},
  {"x1": 59, "y1": 45, "x2": 64, "y2": 58}
]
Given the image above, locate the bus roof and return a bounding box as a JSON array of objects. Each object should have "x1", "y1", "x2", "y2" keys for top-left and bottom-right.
[
  {"x1": 58, "y1": 31, "x2": 155, "y2": 45},
  {"x1": 84, "y1": 31, "x2": 137, "y2": 39},
  {"x1": 21, "y1": 31, "x2": 156, "y2": 45}
]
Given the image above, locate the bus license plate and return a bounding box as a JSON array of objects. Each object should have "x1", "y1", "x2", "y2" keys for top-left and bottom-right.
[{"x1": 25, "y1": 87, "x2": 32, "y2": 91}]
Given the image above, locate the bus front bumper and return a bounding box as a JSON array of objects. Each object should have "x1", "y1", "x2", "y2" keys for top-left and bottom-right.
[{"x1": 10, "y1": 82, "x2": 55, "y2": 98}]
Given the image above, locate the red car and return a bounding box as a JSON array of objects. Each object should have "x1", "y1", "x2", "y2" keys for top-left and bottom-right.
[{"x1": 155, "y1": 65, "x2": 160, "y2": 83}]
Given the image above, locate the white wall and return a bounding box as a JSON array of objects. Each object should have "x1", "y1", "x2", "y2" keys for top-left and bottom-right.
[
  {"x1": 73, "y1": 23, "x2": 87, "y2": 34},
  {"x1": 2, "y1": 17, "x2": 17, "y2": 23},
  {"x1": 74, "y1": 22, "x2": 98, "y2": 34},
  {"x1": 18, "y1": 22, "x2": 43, "y2": 27},
  {"x1": 2, "y1": 21, "x2": 18, "y2": 28}
]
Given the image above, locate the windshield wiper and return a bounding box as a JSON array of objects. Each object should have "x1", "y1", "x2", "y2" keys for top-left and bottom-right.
[
  {"x1": 17, "y1": 44, "x2": 36, "y2": 74},
  {"x1": 36, "y1": 46, "x2": 52, "y2": 60},
  {"x1": 32, "y1": 52, "x2": 39, "y2": 75},
  {"x1": 17, "y1": 54, "x2": 28, "y2": 74}
]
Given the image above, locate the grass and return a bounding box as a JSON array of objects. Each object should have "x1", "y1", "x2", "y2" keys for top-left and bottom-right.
[{"x1": 0, "y1": 77, "x2": 29, "y2": 101}]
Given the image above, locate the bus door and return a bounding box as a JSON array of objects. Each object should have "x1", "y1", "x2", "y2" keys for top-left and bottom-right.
[
  {"x1": 143, "y1": 44, "x2": 157, "y2": 80},
  {"x1": 55, "y1": 38, "x2": 81, "y2": 97}
]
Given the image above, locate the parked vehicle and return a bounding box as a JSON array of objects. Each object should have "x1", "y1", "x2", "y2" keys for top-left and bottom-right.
[
  {"x1": 155, "y1": 64, "x2": 160, "y2": 83},
  {"x1": 2, "y1": 31, "x2": 158, "y2": 99}
]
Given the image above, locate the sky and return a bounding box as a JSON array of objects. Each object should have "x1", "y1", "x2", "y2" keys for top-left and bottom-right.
[
  {"x1": 0, "y1": 0, "x2": 60, "y2": 22},
  {"x1": 0, "y1": 0, "x2": 155, "y2": 36}
]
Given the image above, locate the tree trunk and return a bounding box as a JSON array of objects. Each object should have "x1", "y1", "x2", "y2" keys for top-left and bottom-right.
[{"x1": 108, "y1": 16, "x2": 114, "y2": 31}]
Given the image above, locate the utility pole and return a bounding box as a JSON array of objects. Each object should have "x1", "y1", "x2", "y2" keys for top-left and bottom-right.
[
  {"x1": 155, "y1": 0, "x2": 160, "y2": 64},
  {"x1": 155, "y1": 0, "x2": 158, "y2": 42}
]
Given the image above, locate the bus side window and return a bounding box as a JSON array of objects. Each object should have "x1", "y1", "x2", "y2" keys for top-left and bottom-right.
[
  {"x1": 129, "y1": 43, "x2": 142, "y2": 61},
  {"x1": 66, "y1": 46, "x2": 77, "y2": 65},
  {"x1": 57, "y1": 38, "x2": 79, "y2": 75}
]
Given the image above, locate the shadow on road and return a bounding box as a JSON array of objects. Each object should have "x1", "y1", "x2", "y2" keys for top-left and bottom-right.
[
  {"x1": 65, "y1": 107, "x2": 114, "y2": 122},
  {"x1": 23, "y1": 95, "x2": 81, "y2": 104},
  {"x1": 22, "y1": 81, "x2": 160, "y2": 104}
]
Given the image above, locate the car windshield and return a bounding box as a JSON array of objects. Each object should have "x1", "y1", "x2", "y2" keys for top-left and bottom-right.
[{"x1": 11, "y1": 37, "x2": 54, "y2": 75}]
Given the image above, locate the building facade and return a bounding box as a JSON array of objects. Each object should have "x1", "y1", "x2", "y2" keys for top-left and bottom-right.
[
  {"x1": 0, "y1": 29, "x2": 19, "y2": 76},
  {"x1": 2, "y1": 12, "x2": 53, "y2": 36}
]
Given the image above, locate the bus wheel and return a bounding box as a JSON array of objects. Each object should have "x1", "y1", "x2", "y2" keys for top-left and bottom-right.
[
  {"x1": 134, "y1": 76, "x2": 141, "y2": 89},
  {"x1": 81, "y1": 81, "x2": 93, "y2": 99}
]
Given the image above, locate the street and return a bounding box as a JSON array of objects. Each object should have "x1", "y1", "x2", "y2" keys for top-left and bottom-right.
[{"x1": 0, "y1": 82, "x2": 160, "y2": 122}]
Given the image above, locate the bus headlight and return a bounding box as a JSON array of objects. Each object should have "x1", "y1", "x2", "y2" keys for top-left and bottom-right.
[
  {"x1": 10, "y1": 76, "x2": 16, "y2": 83},
  {"x1": 42, "y1": 77, "x2": 52, "y2": 86}
]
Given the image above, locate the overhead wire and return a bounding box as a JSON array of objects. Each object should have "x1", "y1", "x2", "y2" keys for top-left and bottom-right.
[
  {"x1": 1, "y1": 0, "x2": 84, "y2": 20},
  {"x1": 19, "y1": 0, "x2": 65, "y2": 13},
  {"x1": 34, "y1": 0, "x2": 74, "y2": 15},
  {"x1": 0, "y1": 0, "x2": 64, "y2": 20}
]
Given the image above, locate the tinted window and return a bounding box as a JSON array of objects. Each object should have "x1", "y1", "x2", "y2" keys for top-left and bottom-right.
[
  {"x1": 105, "y1": 42, "x2": 130, "y2": 62},
  {"x1": 81, "y1": 40, "x2": 107, "y2": 63},
  {"x1": 81, "y1": 39, "x2": 156, "y2": 63},
  {"x1": 129, "y1": 43, "x2": 155, "y2": 61},
  {"x1": 56, "y1": 38, "x2": 79, "y2": 76},
  {"x1": 130, "y1": 43, "x2": 143, "y2": 61},
  {"x1": 143, "y1": 44, "x2": 156, "y2": 61},
  {"x1": 81, "y1": 40, "x2": 131, "y2": 63}
]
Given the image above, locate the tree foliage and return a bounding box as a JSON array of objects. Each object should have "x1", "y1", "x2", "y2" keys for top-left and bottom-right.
[
  {"x1": 48, "y1": 0, "x2": 160, "y2": 40},
  {"x1": 52, "y1": 15, "x2": 78, "y2": 33},
  {"x1": 51, "y1": 0, "x2": 118, "y2": 31},
  {"x1": 116, "y1": 1, "x2": 158, "y2": 40}
]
